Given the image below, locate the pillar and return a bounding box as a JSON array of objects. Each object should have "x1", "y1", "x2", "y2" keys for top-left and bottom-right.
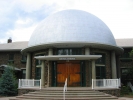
[
  {"x1": 92, "y1": 60, "x2": 96, "y2": 79},
  {"x1": 111, "y1": 51, "x2": 117, "y2": 79},
  {"x1": 47, "y1": 48, "x2": 53, "y2": 87},
  {"x1": 85, "y1": 47, "x2": 90, "y2": 55},
  {"x1": 41, "y1": 60, "x2": 45, "y2": 87},
  {"x1": 85, "y1": 47, "x2": 91, "y2": 86},
  {"x1": 26, "y1": 53, "x2": 31, "y2": 79},
  {"x1": 48, "y1": 48, "x2": 53, "y2": 55}
]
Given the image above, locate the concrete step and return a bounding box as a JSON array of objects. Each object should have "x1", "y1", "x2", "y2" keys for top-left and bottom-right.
[
  {"x1": 22, "y1": 94, "x2": 111, "y2": 97},
  {"x1": 10, "y1": 87, "x2": 119, "y2": 100},
  {"x1": 13, "y1": 96, "x2": 118, "y2": 100},
  {"x1": 29, "y1": 92, "x2": 105, "y2": 95}
]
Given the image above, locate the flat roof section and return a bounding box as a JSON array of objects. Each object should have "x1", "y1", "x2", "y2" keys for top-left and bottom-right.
[{"x1": 34, "y1": 55, "x2": 102, "y2": 61}]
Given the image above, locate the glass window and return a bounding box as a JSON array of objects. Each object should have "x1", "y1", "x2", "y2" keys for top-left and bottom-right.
[
  {"x1": 121, "y1": 68, "x2": 128, "y2": 74},
  {"x1": 9, "y1": 54, "x2": 14, "y2": 60},
  {"x1": 96, "y1": 66, "x2": 106, "y2": 79},
  {"x1": 95, "y1": 53, "x2": 105, "y2": 64},
  {"x1": 22, "y1": 55, "x2": 26, "y2": 61},
  {"x1": 35, "y1": 68, "x2": 41, "y2": 79},
  {"x1": 36, "y1": 60, "x2": 42, "y2": 65},
  {"x1": 21, "y1": 55, "x2": 27, "y2": 63},
  {"x1": 56, "y1": 48, "x2": 82, "y2": 55},
  {"x1": 121, "y1": 48, "x2": 132, "y2": 58},
  {"x1": 22, "y1": 69, "x2": 26, "y2": 79}
]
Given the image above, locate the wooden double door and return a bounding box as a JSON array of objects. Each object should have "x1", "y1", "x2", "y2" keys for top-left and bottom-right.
[{"x1": 57, "y1": 61, "x2": 81, "y2": 87}]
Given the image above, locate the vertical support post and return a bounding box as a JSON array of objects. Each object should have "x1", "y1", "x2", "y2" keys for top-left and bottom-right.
[
  {"x1": 103, "y1": 79, "x2": 106, "y2": 87},
  {"x1": 47, "y1": 61, "x2": 50, "y2": 87},
  {"x1": 40, "y1": 79, "x2": 41, "y2": 89},
  {"x1": 41, "y1": 60, "x2": 45, "y2": 88},
  {"x1": 47, "y1": 48, "x2": 53, "y2": 87},
  {"x1": 111, "y1": 51, "x2": 117, "y2": 79},
  {"x1": 22, "y1": 79, "x2": 23, "y2": 87},
  {"x1": 19, "y1": 79, "x2": 20, "y2": 88},
  {"x1": 119, "y1": 78, "x2": 121, "y2": 87},
  {"x1": 33, "y1": 79, "x2": 34, "y2": 87},
  {"x1": 92, "y1": 60, "x2": 96, "y2": 79},
  {"x1": 117, "y1": 79, "x2": 119, "y2": 88},
  {"x1": 92, "y1": 79, "x2": 94, "y2": 89},
  {"x1": 85, "y1": 47, "x2": 90, "y2": 55},
  {"x1": 27, "y1": 80, "x2": 30, "y2": 86},
  {"x1": 26, "y1": 53, "x2": 31, "y2": 79}
]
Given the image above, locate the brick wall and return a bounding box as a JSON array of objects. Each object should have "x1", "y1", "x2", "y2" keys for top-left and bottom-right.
[{"x1": 0, "y1": 51, "x2": 26, "y2": 69}]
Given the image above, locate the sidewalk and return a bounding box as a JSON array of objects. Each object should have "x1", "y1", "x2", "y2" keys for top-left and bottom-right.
[
  {"x1": 0, "y1": 97, "x2": 16, "y2": 100},
  {"x1": 118, "y1": 97, "x2": 133, "y2": 100}
]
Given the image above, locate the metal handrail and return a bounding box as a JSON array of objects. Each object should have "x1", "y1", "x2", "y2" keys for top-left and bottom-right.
[
  {"x1": 128, "y1": 82, "x2": 133, "y2": 92},
  {"x1": 63, "y1": 78, "x2": 67, "y2": 100}
]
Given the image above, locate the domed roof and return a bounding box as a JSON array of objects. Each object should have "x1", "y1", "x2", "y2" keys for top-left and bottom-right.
[{"x1": 28, "y1": 9, "x2": 117, "y2": 47}]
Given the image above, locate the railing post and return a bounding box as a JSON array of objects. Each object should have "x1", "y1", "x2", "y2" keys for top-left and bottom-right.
[
  {"x1": 103, "y1": 79, "x2": 106, "y2": 87},
  {"x1": 33, "y1": 79, "x2": 34, "y2": 87},
  {"x1": 117, "y1": 79, "x2": 119, "y2": 88},
  {"x1": 119, "y1": 78, "x2": 121, "y2": 87},
  {"x1": 40, "y1": 79, "x2": 41, "y2": 89},
  {"x1": 92, "y1": 79, "x2": 94, "y2": 89},
  {"x1": 19, "y1": 79, "x2": 20, "y2": 88},
  {"x1": 22, "y1": 79, "x2": 23, "y2": 87}
]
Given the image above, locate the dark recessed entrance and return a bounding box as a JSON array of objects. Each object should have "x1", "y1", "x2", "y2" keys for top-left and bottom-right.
[{"x1": 52, "y1": 60, "x2": 86, "y2": 87}]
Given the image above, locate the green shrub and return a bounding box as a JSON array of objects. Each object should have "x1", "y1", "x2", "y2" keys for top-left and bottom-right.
[
  {"x1": 0, "y1": 66, "x2": 17, "y2": 96},
  {"x1": 121, "y1": 86, "x2": 130, "y2": 96}
]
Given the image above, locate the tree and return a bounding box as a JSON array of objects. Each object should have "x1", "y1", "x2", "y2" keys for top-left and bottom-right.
[{"x1": 0, "y1": 66, "x2": 17, "y2": 96}]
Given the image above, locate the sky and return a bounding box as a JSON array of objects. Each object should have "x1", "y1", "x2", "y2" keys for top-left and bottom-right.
[{"x1": 0, "y1": 0, "x2": 133, "y2": 43}]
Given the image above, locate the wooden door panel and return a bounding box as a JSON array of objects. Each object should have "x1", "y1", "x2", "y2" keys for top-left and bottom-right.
[
  {"x1": 57, "y1": 74, "x2": 66, "y2": 83},
  {"x1": 57, "y1": 62, "x2": 81, "y2": 87},
  {"x1": 70, "y1": 74, "x2": 80, "y2": 82},
  {"x1": 57, "y1": 64, "x2": 67, "y2": 86},
  {"x1": 57, "y1": 64, "x2": 67, "y2": 73}
]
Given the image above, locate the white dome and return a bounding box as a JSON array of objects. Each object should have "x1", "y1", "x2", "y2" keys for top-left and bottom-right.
[{"x1": 28, "y1": 9, "x2": 116, "y2": 47}]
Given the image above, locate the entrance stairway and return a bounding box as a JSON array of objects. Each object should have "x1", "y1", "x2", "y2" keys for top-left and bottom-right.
[{"x1": 10, "y1": 87, "x2": 119, "y2": 100}]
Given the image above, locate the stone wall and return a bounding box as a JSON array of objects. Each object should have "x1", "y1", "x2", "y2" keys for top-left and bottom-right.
[
  {"x1": 31, "y1": 53, "x2": 36, "y2": 79},
  {"x1": 18, "y1": 88, "x2": 38, "y2": 95},
  {"x1": 86, "y1": 61, "x2": 92, "y2": 87},
  {"x1": 99, "y1": 89, "x2": 120, "y2": 97}
]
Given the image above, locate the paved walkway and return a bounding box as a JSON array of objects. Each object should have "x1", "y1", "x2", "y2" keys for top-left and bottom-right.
[
  {"x1": 0, "y1": 97, "x2": 133, "y2": 100},
  {"x1": 118, "y1": 97, "x2": 133, "y2": 100}
]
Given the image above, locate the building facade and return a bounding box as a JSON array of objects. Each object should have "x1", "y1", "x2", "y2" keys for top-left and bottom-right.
[
  {"x1": 0, "y1": 40, "x2": 28, "y2": 79},
  {"x1": 21, "y1": 9, "x2": 123, "y2": 87},
  {"x1": 0, "y1": 10, "x2": 132, "y2": 87}
]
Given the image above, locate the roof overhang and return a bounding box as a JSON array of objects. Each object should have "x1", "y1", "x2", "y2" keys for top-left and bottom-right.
[
  {"x1": 21, "y1": 42, "x2": 123, "y2": 55},
  {"x1": 34, "y1": 55, "x2": 102, "y2": 61}
]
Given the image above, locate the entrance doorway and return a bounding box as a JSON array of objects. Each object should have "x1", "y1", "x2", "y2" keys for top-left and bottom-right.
[{"x1": 57, "y1": 61, "x2": 80, "y2": 87}]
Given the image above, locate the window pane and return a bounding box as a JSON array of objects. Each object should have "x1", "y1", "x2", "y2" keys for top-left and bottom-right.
[
  {"x1": 22, "y1": 69, "x2": 26, "y2": 79},
  {"x1": 96, "y1": 66, "x2": 106, "y2": 79},
  {"x1": 9, "y1": 54, "x2": 14, "y2": 60}
]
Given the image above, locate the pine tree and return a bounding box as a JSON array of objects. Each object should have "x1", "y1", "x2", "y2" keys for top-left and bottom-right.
[{"x1": 0, "y1": 66, "x2": 17, "y2": 96}]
